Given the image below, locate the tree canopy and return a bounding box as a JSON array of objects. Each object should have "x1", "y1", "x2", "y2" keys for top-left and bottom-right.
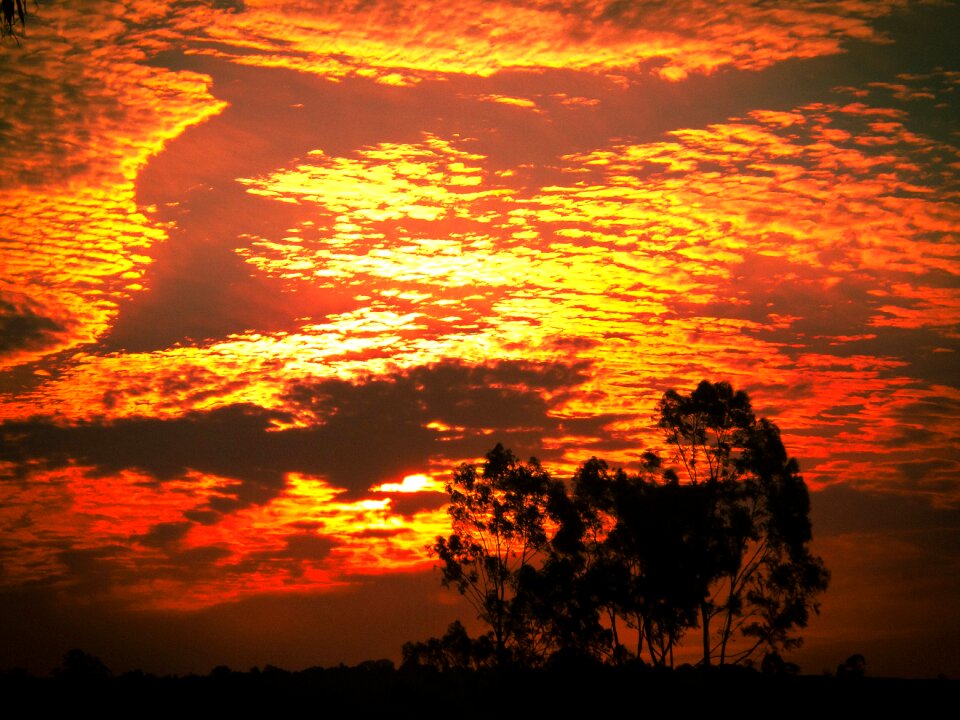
[
  {"x1": 654, "y1": 380, "x2": 830, "y2": 666},
  {"x1": 432, "y1": 443, "x2": 567, "y2": 666},
  {"x1": 416, "y1": 380, "x2": 829, "y2": 670}
]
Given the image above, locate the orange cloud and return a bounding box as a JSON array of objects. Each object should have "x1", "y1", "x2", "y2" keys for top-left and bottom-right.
[
  {"x1": 177, "y1": 0, "x2": 908, "y2": 82},
  {"x1": 0, "y1": 2, "x2": 224, "y2": 369},
  {"x1": 9, "y1": 84, "x2": 957, "y2": 509}
]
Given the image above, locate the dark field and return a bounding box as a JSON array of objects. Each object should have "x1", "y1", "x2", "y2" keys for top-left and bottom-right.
[{"x1": 3, "y1": 663, "x2": 954, "y2": 715}]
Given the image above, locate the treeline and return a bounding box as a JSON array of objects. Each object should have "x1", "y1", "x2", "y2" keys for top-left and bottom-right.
[
  {"x1": 3, "y1": 649, "x2": 954, "y2": 713},
  {"x1": 405, "y1": 381, "x2": 829, "y2": 671}
]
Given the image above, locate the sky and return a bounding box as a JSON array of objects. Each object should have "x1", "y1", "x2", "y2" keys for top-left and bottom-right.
[{"x1": 0, "y1": 0, "x2": 957, "y2": 678}]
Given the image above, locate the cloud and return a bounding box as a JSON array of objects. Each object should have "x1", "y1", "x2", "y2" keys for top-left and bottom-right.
[
  {"x1": 181, "y1": 0, "x2": 911, "y2": 82},
  {"x1": 0, "y1": 298, "x2": 65, "y2": 356},
  {"x1": 0, "y1": 2, "x2": 225, "y2": 367},
  {"x1": 0, "y1": 358, "x2": 612, "y2": 608},
  {"x1": 137, "y1": 521, "x2": 194, "y2": 548},
  {"x1": 11, "y1": 64, "x2": 955, "y2": 503},
  {"x1": 812, "y1": 484, "x2": 960, "y2": 536},
  {"x1": 368, "y1": 491, "x2": 448, "y2": 518},
  {"x1": 0, "y1": 404, "x2": 290, "y2": 506},
  {"x1": 0, "y1": 358, "x2": 597, "y2": 502},
  {"x1": 217, "y1": 532, "x2": 339, "y2": 581}
]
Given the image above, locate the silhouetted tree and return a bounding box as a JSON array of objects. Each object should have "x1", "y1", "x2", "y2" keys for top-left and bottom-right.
[
  {"x1": 613, "y1": 471, "x2": 708, "y2": 665},
  {"x1": 836, "y1": 653, "x2": 866, "y2": 678},
  {"x1": 425, "y1": 384, "x2": 827, "y2": 669},
  {"x1": 510, "y1": 523, "x2": 613, "y2": 665},
  {"x1": 563, "y1": 457, "x2": 626, "y2": 659},
  {"x1": 352, "y1": 658, "x2": 396, "y2": 673},
  {"x1": 656, "y1": 380, "x2": 829, "y2": 666},
  {"x1": 53, "y1": 648, "x2": 112, "y2": 681},
  {"x1": 433, "y1": 443, "x2": 566, "y2": 666},
  {"x1": 401, "y1": 620, "x2": 494, "y2": 671},
  {"x1": 760, "y1": 650, "x2": 799, "y2": 675},
  {"x1": 560, "y1": 454, "x2": 710, "y2": 667}
]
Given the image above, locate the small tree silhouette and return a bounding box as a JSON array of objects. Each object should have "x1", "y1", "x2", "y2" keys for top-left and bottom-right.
[
  {"x1": 53, "y1": 648, "x2": 112, "y2": 681},
  {"x1": 836, "y1": 653, "x2": 866, "y2": 678},
  {"x1": 401, "y1": 620, "x2": 494, "y2": 671}
]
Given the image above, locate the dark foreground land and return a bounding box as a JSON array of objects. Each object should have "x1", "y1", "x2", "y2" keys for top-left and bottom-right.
[{"x1": 2, "y1": 664, "x2": 955, "y2": 716}]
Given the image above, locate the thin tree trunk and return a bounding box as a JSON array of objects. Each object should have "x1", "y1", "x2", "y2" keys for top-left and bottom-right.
[
  {"x1": 608, "y1": 610, "x2": 621, "y2": 663},
  {"x1": 720, "y1": 574, "x2": 736, "y2": 665},
  {"x1": 701, "y1": 603, "x2": 711, "y2": 667},
  {"x1": 644, "y1": 619, "x2": 661, "y2": 667}
]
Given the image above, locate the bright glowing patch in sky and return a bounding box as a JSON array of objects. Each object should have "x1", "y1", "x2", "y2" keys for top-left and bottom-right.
[{"x1": 373, "y1": 474, "x2": 441, "y2": 493}]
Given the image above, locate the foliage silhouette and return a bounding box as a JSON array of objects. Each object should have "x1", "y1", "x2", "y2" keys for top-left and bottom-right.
[
  {"x1": 426, "y1": 381, "x2": 828, "y2": 669},
  {"x1": 837, "y1": 653, "x2": 867, "y2": 678},
  {"x1": 655, "y1": 381, "x2": 829, "y2": 666},
  {"x1": 433, "y1": 443, "x2": 567, "y2": 666},
  {"x1": 53, "y1": 648, "x2": 112, "y2": 681},
  {"x1": 562, "y1": 454, "x2": 709, "y2": 666},
  {"x1": 760, "y1": 650, "x2": 800, "y2": 675},
  {"x1": 401, "y1": 620, "x2": 494, "y2": 671},
  {"x1": 1, "y1": 0, "x2": 28, "y2": 42}
]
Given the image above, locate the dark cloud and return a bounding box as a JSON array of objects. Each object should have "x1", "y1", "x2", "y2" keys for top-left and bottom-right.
[
  {"x1": 685, "y1": 254, "x2": 959, "y2": 388},
  {"x1": 881, "y1": 425, "x2": 941, "y2": 449},
  {"x1": 138, "y1": 521, "x2": 193, "y2": 548},
  {"x1": 207, "y1": 0, "x2": 245, "y2": 11},
  {"x1": 56, "y1": 545, "x2": 133, "y2": 594},
  {"x1": 386, "y1": 492, "x2": 449, "y2": 517},
  {"x1": 171, "y1": 545, "x2": 233, "y2": 567},
  {"x1": 280, "y1": 533, "x2": 338, "y2": 561},
  {"x1": 894, "y1": 394, "x2": 960, "y2": 422},
  {"x1": 0, "y1": 403, "x2": 291, "y2": 509},
  {"x1": 0, "y1": 299, "x2": 64, "y2": 355},
  {"x1": 894, "y1": 459, "x2": 956, "y2": 484},
  {"x1": 183, "y1": 509, "x2": 221, "y2": 525},
  {"x1": 811, "y1": 484, "x2": 960, "y2": 537},
  {"x1": 283, "y1": 358, "x2": 591, "y2": 429},
  {"x1": 349, "y1": 527, "x2": 410, "y2": 539},
  {"x1": 807, "y1": 330, "x2": 957, "y2": 388},
  {"x1": 219, "y1": 533, "x2": 338, "y2": 580},
  {"x1": 0, "y1": 359, "x2": 603, "y2": 509}
]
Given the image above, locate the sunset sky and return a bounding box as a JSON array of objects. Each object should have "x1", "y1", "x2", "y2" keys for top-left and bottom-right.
[{"x1": 1, "y1": 0, "x2": 957, "y2": 678}]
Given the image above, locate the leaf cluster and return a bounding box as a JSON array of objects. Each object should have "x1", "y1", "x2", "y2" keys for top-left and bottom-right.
[{"x1": 1, "y1": 0, "x2": 29, "y2": 42}]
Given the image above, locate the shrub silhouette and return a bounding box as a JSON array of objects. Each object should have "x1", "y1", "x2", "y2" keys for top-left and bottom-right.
[{"x1": 53, "y1": 649, "x2": 112, "y2": 681}]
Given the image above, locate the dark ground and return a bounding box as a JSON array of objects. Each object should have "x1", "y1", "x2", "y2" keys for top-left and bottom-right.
[{"x1": 2, "y1": 662, "x2": 955, "y2": 716}]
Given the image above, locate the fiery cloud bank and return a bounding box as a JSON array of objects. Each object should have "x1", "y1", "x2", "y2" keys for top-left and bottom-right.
[{"x1": 1, "y1": 0, "x2": 957, "y2": 676}]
